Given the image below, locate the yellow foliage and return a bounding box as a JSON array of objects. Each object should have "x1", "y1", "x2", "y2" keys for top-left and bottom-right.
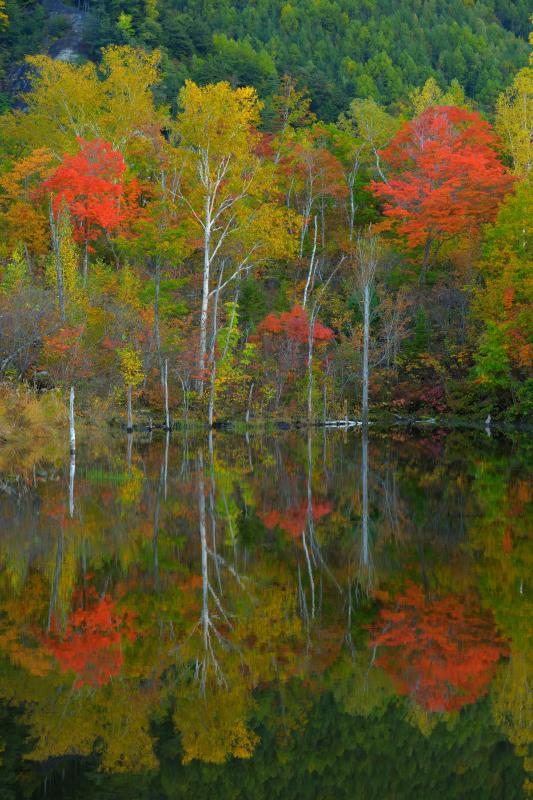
[
  {"x1": 2, "y1": 47, "x2": 161, "y2": 156},
  {"x1": 176, "y1": 80, "x2": 262, "y2": 162},
  {"x1": 492, "y1": 654, "x2": 533, "y2": 794},
  {"x1": 408, "y1": 77, "x2": 467, "y2": 116},
  {"x1": 175, "y1": 684, "x2": 259, "y2": 764},
  {"x1": 496, "y1": 67, "x2": 533, "y2": 176},
  {"x1": 45, "y1": 216, "x2": 85, "y2": 315},
  {"x1": 117, "y1": 347, "x2": 144, "y2": 388},
  {"x1": 117, "y1": 264, "x2": 143, "y2": 311}
]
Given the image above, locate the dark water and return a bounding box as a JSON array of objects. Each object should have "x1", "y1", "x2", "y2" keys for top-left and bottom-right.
[{"x1": 0, "y1": 426, "x2": 531, "y2": 799}]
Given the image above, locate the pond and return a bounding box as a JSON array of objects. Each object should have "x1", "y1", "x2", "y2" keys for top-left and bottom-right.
[{"x1": 0, "y1": 426, "x2": 531, "y2": 799}]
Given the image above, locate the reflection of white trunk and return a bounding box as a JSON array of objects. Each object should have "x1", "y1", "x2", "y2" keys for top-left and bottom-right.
[
  {"x1": 361, "y1": 423, "x2": 369, "y2": 568},
  {"x1": 164, "y1": 431, "x2": 169, "y2": 500},
  {"x1": 127, "y1": 431, "x2": 133, "y2": 473},
  {"x1": 69, "y1": 386, "x2": 75, "y2": 454},
  {"x1": 164, "y1": 359, "x2": 170, "y2": 430},
  {"x1": 47, "y1": 527, "x2": 63, "y2": 632},
  {"x1": 69, "y1": 453, "x2": 75, "y2": 519},
  {"x1": 153, "y1": 462, "x2": 163, "y2": 591},
  {"x1": 195, "y1": 450, "x2": 228, "y2": 694},
  {"x1": 197, "y1": 451, "x2": 210, "y2": 692},
  {"x1": 358, "y1": 422, "x2": 374, "y2": 592}
]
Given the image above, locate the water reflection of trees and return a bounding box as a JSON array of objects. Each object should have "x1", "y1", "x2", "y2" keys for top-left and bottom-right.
[{"x1": 0, "y1": 428, "x2": 529, "y2": 785}]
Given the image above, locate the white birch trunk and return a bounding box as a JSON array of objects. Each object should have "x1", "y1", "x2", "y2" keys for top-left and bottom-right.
[
  {"x1": 302, "y1": 215, "x2": 318, "y2": 309},
  {"x1": 198, "y1": 193, "x2": 212, "y2": 394}
]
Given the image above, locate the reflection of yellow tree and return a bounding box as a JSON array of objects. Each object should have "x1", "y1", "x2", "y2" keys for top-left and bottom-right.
[
  {"x1": 492, "y1": 655, "x2": 533, "y2": 796},
  {"x1": 454, "y1": 455, "x2": 533, "y2": 792},
  {"x1": 24, "y1": 681, "x2": 158, "y2": 772},
  {"x1": 175, "y1": 684, "x2": 258, "y2": 765}
]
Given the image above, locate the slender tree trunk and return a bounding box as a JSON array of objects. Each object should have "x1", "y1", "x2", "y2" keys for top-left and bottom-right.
[
  {"x1": 208, "y1": 265, "x2": 224, "y2": 428},
  {"x1": 50, "y1": 201, "x2": 65, "y2": 323},
  {"x1": 69, "y1": 386, "x2": 76, "y2": 454},
  {"x1": 198, "y1": 194, "x2": 212, "y2": 394},
  {"x1": 307, "y1": 315, "x2": 315, "y2": 425},
  {"x1": 362, "y1": 283, "x2": 370, "y2": 425},
  {"x1": 245, "y1": 381, "x2": 254, "y2": 426},
  {"x1": 302, "y1": 216, "x2": 318, "y2": 309},
  {"x1": 154, "y1": 258, "x2": 163, "y2": 381},
  {"x1": 82, "y1": 240, "x2": 89, "y2": 286},
  {"x1": 419, "y1": 235, "x2": 433, "y2": 284},
  {"x1": 348, "y1": 184, "x2": 355, "y2": 242},
  {"x1": 127, "y1": 384, "x2": 133, "y2": 432}
]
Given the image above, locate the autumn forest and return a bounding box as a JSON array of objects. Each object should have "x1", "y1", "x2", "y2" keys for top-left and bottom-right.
[
  {"x1": 0, "y1": 1, "x2": 531, "y2": 799},
  {"x1": 0, "y1": 29, "x2": 530, "y2": 427}
]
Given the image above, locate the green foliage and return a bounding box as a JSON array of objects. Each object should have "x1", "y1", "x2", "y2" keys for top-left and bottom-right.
[
  {"x1": 238, "y1": 278, "x2": 267, "y2": 331},
  {"x1": 140, "y1": 279, "x2": 189, "y2": 319}
]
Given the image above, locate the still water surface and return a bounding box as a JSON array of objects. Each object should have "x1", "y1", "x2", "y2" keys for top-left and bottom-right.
[{"x1": 0, "y1": 426, "x2": 531, "y2": 799}]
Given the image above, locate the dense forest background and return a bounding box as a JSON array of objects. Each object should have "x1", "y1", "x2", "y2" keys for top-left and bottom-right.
[{"x1": 0, "y1": 0, "x2": 531, "y2": 115}]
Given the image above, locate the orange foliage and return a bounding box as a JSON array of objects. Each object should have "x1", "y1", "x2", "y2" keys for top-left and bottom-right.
[
  {"x1": 257, "y1": 304, "x2": 334, "y2": 345},
  {"x1": 41, "y1": 138, "x2": 134, "y2": 249},
  {"x1": 372, "y1": 106, "x2": 514, "y2": 248}
]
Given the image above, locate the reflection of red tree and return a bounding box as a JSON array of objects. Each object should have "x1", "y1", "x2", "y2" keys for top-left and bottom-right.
[
  {"x1": 44, "y1": 592, "x2": 136, "y2": 688},
  {"x1": 369, "y1": 583, "x2": 508, "y2": 712},
  {"x1": 260, "y1": 500, "x2": 332, "y2": 538}
]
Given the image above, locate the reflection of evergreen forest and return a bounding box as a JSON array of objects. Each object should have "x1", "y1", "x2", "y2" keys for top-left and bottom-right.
[{"x1": 0, "y1": 428, "x2": 530, "y2": 797}]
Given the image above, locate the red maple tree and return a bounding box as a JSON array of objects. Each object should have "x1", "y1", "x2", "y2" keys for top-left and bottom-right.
[
  {"x1": 41, "y1": 138, "x2": 134, "y2": 274},
  {"x1": 368, "y1": 582, "x2": 508, "y2": 712},
  {"x1": 371, "y1": 106, "x2": 514, "y2": 266}
]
